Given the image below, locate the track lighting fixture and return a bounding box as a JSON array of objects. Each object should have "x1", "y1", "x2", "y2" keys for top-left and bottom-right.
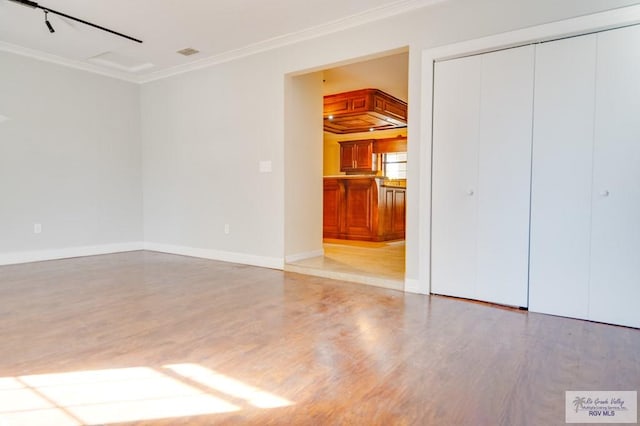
[
  {"x1": 8, "y1": 0, "x2": 142, "y2": 43},
  {"x1": 44, "y1": 10, "x2": 54, "y2": 33}
]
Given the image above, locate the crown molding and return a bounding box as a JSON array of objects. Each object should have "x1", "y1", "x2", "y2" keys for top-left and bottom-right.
[
  {"x1": 1, "y1": 0, "x2": 444, "y2": 84},
  {"x1": 0, "y1": 41, "x2": 140, "y2": 83},
  {"x1": 138, "y1": 0, "x2": 445, "y2": 83}
]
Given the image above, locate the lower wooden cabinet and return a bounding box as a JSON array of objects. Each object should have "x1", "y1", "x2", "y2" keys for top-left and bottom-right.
[
  {"x1": 323, "y1": 177, "x2": 405, "y2": 241},
  {"x1": 380, "y1": 186, "x2": 406, "y2": 240},
  {"x1": 322, "y1": 178, "x2": 343, "y2": 236}
]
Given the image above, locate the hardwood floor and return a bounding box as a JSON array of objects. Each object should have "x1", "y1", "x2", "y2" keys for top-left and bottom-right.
[
  {"x1": 1, "y1": 251, "x2": 638, "y2": 425},
  {"x1": 285, "y1": 239, "x2": 405, "y2": 291}
]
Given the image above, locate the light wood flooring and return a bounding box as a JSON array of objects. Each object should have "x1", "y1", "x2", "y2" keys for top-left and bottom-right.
[
  {"x1": 1, "y1": 251, "x2": 639, "y2": 425},
  {"x1": 285, "y1": 239, "x2": 405, "y2": 291}
]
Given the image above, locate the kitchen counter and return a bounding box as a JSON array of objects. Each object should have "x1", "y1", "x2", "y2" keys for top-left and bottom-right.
[
  {"x1": 323, "y1": 176, "x2": 406, "y2": 241},
  {"x1": 324, "y1": 175, "x2": 405, "y2": 189},
  {"x1": 323, "y1": 175, "x2": 382, "y2": 179},
  {"x1": 381, "y1": 180, "x2": 406, "y2": 189}
]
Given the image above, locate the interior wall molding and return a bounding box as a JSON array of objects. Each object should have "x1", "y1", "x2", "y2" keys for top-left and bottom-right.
[
  {"x1": 143, "y1": 242, "x2": 284, "y2": 270},
  {"x1": 0, "y1": 41, "x2": 139, "y2": 83},
  {"x1": 0, "y1": 242, "x2": 144, "y2": 266},
  {"x1": 138, "y1": 0, "x2": 445, "y2": 83},
  {"x1": 1, "y1": 0, "x2": 444, "y2": 84},
  {"x1": 404, "y1": 278, "x2": 425, "y2": 295},
  {"x1": 285, "y1": 249, "x2": 325, "y2": 263}
]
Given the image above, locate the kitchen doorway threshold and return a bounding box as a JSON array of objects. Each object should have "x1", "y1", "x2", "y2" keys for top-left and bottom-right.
[{"x1": 284, "y1": 239, "x2": 405, "y2": 291}]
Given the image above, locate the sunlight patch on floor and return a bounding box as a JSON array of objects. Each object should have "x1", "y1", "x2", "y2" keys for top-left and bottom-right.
[
  {"x1": 0, "y1": 365, "x2": 292, "y2": 425},
  {"x1": 165, "y1": 363, "x2": 293, "y2": 409}
]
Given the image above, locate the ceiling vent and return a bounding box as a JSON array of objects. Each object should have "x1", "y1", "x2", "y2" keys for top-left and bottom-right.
[{"x1": 177, "y1": 48, "x2": 200, "y2": 56}]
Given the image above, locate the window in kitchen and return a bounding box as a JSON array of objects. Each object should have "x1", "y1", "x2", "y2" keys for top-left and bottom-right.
[{"x1": 382, "y1": 152, "x2": 407, "y2": 179}]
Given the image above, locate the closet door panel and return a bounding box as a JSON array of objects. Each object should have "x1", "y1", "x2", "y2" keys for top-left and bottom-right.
[
  {"x1": 476, "y1": 45, "x2": 534, "y2": 307},
  {"x1": 589, "y1": 25, "x2": 640, "y2": 328},
  {"x1": 431, "y1": 56, "x2": 481, "y2": 298},
  {"x1": 529, "y1": 36, "x2": 597, "y2": 319}
]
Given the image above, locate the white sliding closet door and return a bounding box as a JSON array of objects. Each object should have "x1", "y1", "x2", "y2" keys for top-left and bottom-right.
[
  {"x1": 529, "y1": 35, "x2": 597, "y2": 320},
  {"x1": 476, "y1": 46, "x2": 534, "y2": 307},
  {"x1": 432, "y1": 55, "x2": 481, "y2": 299},
  {"x1": 589, "y1": 25, "x2": 640, "y2": 328},
  {"x1": 432, "y1": 46, "x2": 533, "y2": 307}
]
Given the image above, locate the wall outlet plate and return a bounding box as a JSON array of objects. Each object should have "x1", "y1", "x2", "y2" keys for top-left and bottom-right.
[{"x1": 259, "y1": 160, "x2": 272, "y2": 173}]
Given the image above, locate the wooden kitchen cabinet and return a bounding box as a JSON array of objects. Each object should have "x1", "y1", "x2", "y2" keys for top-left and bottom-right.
[
  {"x1": 324, "y1": 90, "x2": 370, "y2": 115},
  {"x1": 343, "y1": 178, "x2": 376, "y2": 238},
  {"x1": 324, "y1": 89, "x2": 407, "y2": 134},
  {"x1": 323, "y1": 177, "x2": 405, "y2": 241},
  {"x1": 339, "y1": 140, "x2": 375, "y2": 173},
  {"x1": 380, "y1": 186, "x2": 406, "y2": 240},
  {"x1": 323, "y1": 178, "x2": 343, "y2": 236}
]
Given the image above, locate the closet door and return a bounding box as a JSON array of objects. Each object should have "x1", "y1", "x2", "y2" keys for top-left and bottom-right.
[
  {"x1": 432, "y1": 47, "x2": 533, "y2": 306},
  {"x1": 476, "y1": 46, "x2": 534, "y2": 307},
  {"x1": 529, "y1": 35, "x2": 597, "y2": 320},
  {"x1": 589, "y1": 25, "x2": 640, "y2": 328},
  {"x1": 431, "y1": 55, "x2": 481, "y2": 299}
]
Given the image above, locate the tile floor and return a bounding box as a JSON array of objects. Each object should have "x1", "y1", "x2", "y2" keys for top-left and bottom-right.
[{"x1": 284, "y1": 239, "x2": 405, "y2": 291}]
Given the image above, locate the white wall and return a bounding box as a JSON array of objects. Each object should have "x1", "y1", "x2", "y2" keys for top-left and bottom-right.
[
  {"x1": 0, "y1": 52, "x2": 142, "y2": 264},
  {"x1": 284, "y1": 72, "x2": 324, "y2": 261},
  {"x1": 140, "y1": 0, "x2": 637, "y2": 280},
  {"x1": 3, "y1": 0, "x2": 634, "y2": 277},
  {"x1": 141, "y1": 51, "x2": 287, "y2": 267}
]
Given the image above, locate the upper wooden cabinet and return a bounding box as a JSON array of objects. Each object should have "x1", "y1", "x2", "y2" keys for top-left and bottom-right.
[
  {"x1": 324, "y1": 89, "x2": 408, "y2": 134},
  {"x1": 339, "y1": 140, "x2": 375, "y2": 173}
]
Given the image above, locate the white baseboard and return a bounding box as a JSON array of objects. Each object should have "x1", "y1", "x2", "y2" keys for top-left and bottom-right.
[
  {"x1": 285, "y1": 249, "x2": 324, "y2": 263},
  {"x1": 144, "y1": 242, "x2": 284, "y2": 270},
  {"x1": 0, "y1": 242, "x2": 144, "y2": 266},
  {"x1": 405, "y1": 277, "x2": 429, "y2": 294}
]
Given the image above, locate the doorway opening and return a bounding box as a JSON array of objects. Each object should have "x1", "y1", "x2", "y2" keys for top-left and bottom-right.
[{"x1": 284, "y1": 50, "x2": 409, "y2": 291}]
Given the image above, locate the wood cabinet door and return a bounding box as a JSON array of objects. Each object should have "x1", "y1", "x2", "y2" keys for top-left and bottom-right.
[
  {"x1": 339, "y1": 143, "x2": 355, "y2": 172},
  {"x1": 381, "y1": 187, "x2": 406, "y2": 239},
  {"x1": 391, "y1": 189, "x2": 406, "y2": 235},
  {"x1": 323, "y1": 179, "x2": 343, "y2": 237},
  {"x1": 344, "y1": 179, "x2": 375, "y2": 238},
  {"x1": 381, "y1": 188, "x2": 394, "y2": 235},
  {"x1": 339, "y1": 140, "x2": 373, "y2": 172},
  {"x1": 353, "y1": 141, "x2": 373, "y2": 170}
]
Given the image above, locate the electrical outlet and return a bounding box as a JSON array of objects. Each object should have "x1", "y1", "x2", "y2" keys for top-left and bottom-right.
[
  {"x1": 224, "y1": 224, "x2": 230, "y2": 235},
  {"x1": 34, "y1": 223, "x2": 42, "y2": 234}
]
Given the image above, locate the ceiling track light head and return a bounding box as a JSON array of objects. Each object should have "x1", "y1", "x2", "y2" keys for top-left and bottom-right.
[
  {"x1": 8, "y1": 0, "x2": 142, "y2": 43},
  {"x1": 44, "y1": 10, "x2": 55, "y2": 33}
]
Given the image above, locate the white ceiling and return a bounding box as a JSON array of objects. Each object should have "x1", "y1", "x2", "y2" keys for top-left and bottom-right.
[
  {"x1": 0, "y1": 0, "x2": 438, "y2": 83},
  {"x1": 323, "y1": 52, "x2": 408, "y2": 101}
]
